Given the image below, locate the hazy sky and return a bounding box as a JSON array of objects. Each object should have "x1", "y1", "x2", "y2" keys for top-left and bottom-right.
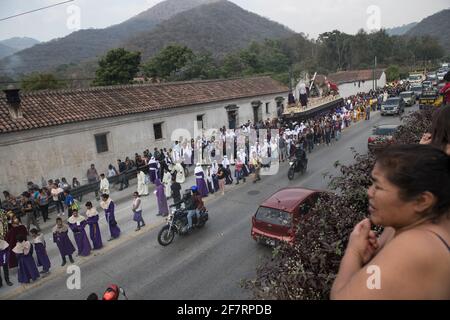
[{"x1": 0, "y1": 0, "x2": 449, "y2": 42}]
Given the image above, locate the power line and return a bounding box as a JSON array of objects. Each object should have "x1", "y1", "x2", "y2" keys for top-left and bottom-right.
[{"x1": 0, "y1": 0, "x2": 75, "y2": 22}]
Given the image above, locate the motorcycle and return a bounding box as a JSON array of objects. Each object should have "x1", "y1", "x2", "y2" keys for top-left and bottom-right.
[
  {"x1": 157, "y1": 206, "x2": 209, "y2": 246},
  {"x1": 288, "y1": 157, "x2": 308, "y2": 180}
]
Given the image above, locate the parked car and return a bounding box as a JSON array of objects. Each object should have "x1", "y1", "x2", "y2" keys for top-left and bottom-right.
[
  {"x1": 381, "y1": 97, "x2": 405, "y2": 116},
  {"x1": 410, "y1": 85, "x2": 423, "y2": 99},
  {"x1": 368, "y1": 124, "x2": 399, "y2": 152},
  {"x1": 437, "y1": 71, "x2": 447, "y2": 82},
  {"x1": 399, "y1": 91, "x2": 416, "y2": 106},
  {"x1": 426, "y1": 72, "x2": 438, "y2": 86},
  {"x1": 408, "y1": 74, "x2": 424, "y2": 84},
  {"x1": 422, "y1": 80, "x2": 433, "y2": 89},
  {"x1": 251, "y1": 188, "x2": 324, "y2": 246}
]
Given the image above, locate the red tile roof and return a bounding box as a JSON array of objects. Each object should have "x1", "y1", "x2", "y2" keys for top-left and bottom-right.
[
  {"x1": 0, "y1": 76, "x2": 288, "y2": 134},
  {"x1": 327, "y1": 69, "x2": 385, "y2": 85}
]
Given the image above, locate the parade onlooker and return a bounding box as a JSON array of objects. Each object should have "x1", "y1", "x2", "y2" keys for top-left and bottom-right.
[
  {"x1": 331, "y1": 145, "x2": 450, "y2": 299},
  {"x1": 51, "y1": 183, "x2": 64, "y2": 215},
  {"x1": 132, "y1": 192, "x2": 145, "y2": 231},
  {"x1": 37, "y1": 188, "x2": 50, "y2": 223}
]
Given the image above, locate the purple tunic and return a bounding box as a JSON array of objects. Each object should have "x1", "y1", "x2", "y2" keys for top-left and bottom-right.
[
  {"x1": 195, "y1": 172, "x2": 209, "y2": 197},
  {"x1": 34, "y1": 242, "x2": 51, "y2": 272},
  {"x1": 87, "y1": 215, "x2": 103, "y2": 250},
  {"x1": 149, "y1": 162, "x2": 159, "y2": 184},
  {"x1": 53, "y1": 230, "x2": 76, "y2": 257},
  {"x1": 155, "y1": 179, "x2": 169, "y2": 216},
  {"x1": 16, "y1": 245, "x2": 40, "y2": 284},
  {"x1": 105, "y1": 202, "x2": 121, "y2": 239},
  {"x1": 68, "y1": 220, "x2": 92, "y2": 257}
]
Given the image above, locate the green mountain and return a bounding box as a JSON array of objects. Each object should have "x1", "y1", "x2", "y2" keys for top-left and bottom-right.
[
  {"x1": 406, "y1": 9, "x2": 450, "y2": 53},
  {"x1": 0, "y1": 37, "x2": 40, "y2": 59},
  {"x1": 385, "y1": 22, "x2": 418, "y2": 36},
  {"x1": 0, "y1": 0, "x2": 220, "y2": 76},
  {"x1": 124, "y1": 0, "x2": 295, "y2": 60}
]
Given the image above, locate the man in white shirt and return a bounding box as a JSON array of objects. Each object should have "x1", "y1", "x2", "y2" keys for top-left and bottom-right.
[{"x1": 99, "y1": 174, "x2": 110, "y2": 196}]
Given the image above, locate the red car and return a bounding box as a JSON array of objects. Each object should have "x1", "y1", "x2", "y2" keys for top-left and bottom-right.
[{"x1": 251, "y1": 188, "x2": 323, "y2": 246}]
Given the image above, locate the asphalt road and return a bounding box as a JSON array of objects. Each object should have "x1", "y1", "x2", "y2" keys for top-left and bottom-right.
[{"x1": 6, "y1": 105, "x2": 417, "y2": 300}]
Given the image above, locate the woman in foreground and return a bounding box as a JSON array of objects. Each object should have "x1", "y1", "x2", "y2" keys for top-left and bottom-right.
[{"x1": 331, "y1": 144, "x2": 450, "y2": 300}]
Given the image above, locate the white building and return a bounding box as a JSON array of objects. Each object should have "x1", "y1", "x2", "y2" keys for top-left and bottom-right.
[
  {"x1": 327, "y1": 69, "x2": 386, "y2": 98},
  {"x1": 0, "y1": 76, "x2": 288, "y2": 195}
]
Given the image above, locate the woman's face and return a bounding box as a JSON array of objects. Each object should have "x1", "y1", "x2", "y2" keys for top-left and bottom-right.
[
  {"x1": 57, "y1": 220, "x2": 62, "y2": 227},
  {"x1": 367, "y1": 163, "x2": 419, "y2": 228}
]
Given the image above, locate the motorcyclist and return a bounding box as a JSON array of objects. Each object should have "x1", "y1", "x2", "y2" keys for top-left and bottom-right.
[
  {"x1": 184, "y1": 187, "x2": 198, "y2": 231},
  {"x1": 293, "y1": 143, "x2": 307, "y2": 171}
]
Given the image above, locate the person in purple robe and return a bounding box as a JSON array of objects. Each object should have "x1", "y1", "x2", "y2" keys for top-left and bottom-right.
[
  {"x1": 0, "y1": 239, "x2": 13, "y2": 287},
  {"x1": 155, "y1": 179, "x2": 169, "y2": 217},
  {"x1": 67, "y1": 210, "x2": 91, "y2": 257},
  {"x1": 194, "y1": 164, "x2": 209, "y2": 198},
  {"x1": 148, "y1": 157, "x2": 160, "y2": 184},
  {"x1": 30, "y1": 229, "x2": 51, "y2": 274},
  {"x1": 100, "y1": 194, "x2": 121, "y2": 241},
  {"x1": 12, "y1": 234, "x2": 40, "y2": 284},
  {"x1": 52, "y1": 217, "x2": 75, "y2": 266},
  {"x1": 85, "y1": 202, "x2": 103, "y2": 250}
]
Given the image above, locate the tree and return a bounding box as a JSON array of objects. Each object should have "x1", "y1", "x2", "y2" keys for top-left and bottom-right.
[
  {"x1": 142, "y1": 45, "x2": 194, "y2": 80},
  {"x1": 385, "y1": 65, "x2": 400, "y2": 82},
  {"x1": 21, "y1": 73, "x2": 64, "y2": 91},
  {"x1": 93, "y1": 48, "x2": 141, "y2": 86},
  {"x1": 177, "y1": 52, "x2": 220, "y2": 80}
]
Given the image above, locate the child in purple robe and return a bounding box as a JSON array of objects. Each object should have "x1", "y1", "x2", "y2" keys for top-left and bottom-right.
[
  {"x1": 100, "y1": 194, "x2": 121, "y2": 241},
  {"x1": 30, "y1": 229, "x2": 51, "y2": 274},
  {"x1": 0, "y1": 239, "x2": 13, "y2": 287},
  {"x1": 85, "y1": 202, "x2": 103, "y2": 250},
  {"x1": 13, "y1": 234, "x2": 40, "y2": 284},
  {"x1": 154, "y1": 179, "x2": 169, "y2": 217},
  {"x1": 68, "y1": 210, "x2": 92, "y2": 257},
  {"x1": 53, "y1": 217, "x2": 76, "y2": 266}
]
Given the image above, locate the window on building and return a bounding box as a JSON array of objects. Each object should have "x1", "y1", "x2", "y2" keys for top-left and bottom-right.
[
  {"x1": 197, "y1": 115, "x2": 204, "y2": 129},
  {"x1": 154, "y1": 122, "x2": 163, "y2": 140},
  {"x1": 266, "y1": 102, "x2": 270, "y2": 114},
  {"x1": 95, "y1": 133, "x2": 109, "y2": 154}
]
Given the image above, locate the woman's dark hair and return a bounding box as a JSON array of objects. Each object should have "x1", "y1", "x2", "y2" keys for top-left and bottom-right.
[
  {"x1": 16, "y1": 234, "x2": 26, "y2": 243},
  {"x1": 56, "y1": 217, "x2": 62, "y2": 223},
  {"x1": 85, "y1": 201, "x2": 93, "y2": 207},
  {"x1": 101, "y1": 194, "x2": 109, "y2": 200},
  {"x1": 444, "y1": 71, "x2": 450, "y2": 82},
  {"x1": 377, "y1": 144, "x2": 450, "y2": 220},
  {"x1": 30, "y1": 228, "x2": 39, "y2": 235},
  {"x1": 430, "y1": 105, "x2": 450, "y2": 152}
]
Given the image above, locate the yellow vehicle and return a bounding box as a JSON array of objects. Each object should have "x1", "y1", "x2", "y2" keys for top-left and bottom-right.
[{"x1": 419, "y1": 89, "x2": 444, "y2": 110}]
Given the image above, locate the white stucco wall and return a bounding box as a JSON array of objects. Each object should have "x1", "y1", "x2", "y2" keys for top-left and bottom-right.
[
  {"x1": 0, "y1": 92, "x2": 286, "y2": 195},
  {"x1": 337, "y1": 72, "x2": 386, "y2": 98}
]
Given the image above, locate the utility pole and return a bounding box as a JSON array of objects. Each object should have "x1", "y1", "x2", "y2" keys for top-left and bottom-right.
[{"x1": 375, "y1": 56, "x2": 377, "y2": 89}]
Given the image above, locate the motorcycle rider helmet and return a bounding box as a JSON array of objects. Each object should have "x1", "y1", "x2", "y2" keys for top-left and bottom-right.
[
  {"x1": 102, "y1": 284, "x2": 120, "y2": 300},
  {"x1": 191, "y1": 186, "x2": 198, "y2": 193}
]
